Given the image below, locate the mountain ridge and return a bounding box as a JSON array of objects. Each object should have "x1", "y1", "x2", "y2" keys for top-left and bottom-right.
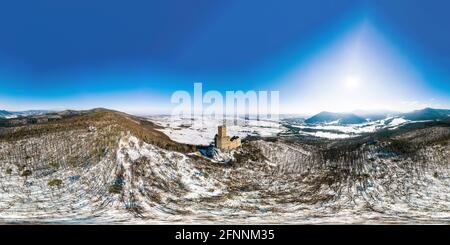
[
  {"x1": 303, "y1": 107, "x2": 450, "y2": 125},
  {"x1": 402, "y1": 107, "x2": 450, "y2": 121},
  {"x1": 304, "y1": 111, "x2": 366, "y2": 125}
]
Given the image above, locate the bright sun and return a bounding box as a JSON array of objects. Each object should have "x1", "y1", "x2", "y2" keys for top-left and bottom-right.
[{"x1": 344, "y1": 75, "x2": 361, "y2": 90}]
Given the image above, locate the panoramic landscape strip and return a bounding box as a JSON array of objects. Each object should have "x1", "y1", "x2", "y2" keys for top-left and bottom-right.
[{"x1": 0, "y1": 0, "x2": 449, "y2": 228}]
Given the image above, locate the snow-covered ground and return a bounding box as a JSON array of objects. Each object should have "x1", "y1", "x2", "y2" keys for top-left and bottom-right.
[
  {"x1": 147, "y1": 115, "x2": 284, "y2": 145},
  {"x1": 2, "y1": 133, "x2": 448, "y2": 224},
  {"x1": 0, "y1": 113, "x2": 448, "y2": 224},
  {"x1": 290, "y1": 116, "x2": 424, "y2": 139}
]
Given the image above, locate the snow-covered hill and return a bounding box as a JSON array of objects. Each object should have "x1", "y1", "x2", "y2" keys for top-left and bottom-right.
[
  {"x1": 0, "y1": 110, "x2": 52, "y2": 119},
  {"x1": 285, "y1": 116, "x2": 439, "y2": 139},
  {"x1": 283, "y1": 108, "x2": 450, "y2": 139},
  {"x1": 305, "y1": 111, "x2": 366, "y2": 125}
]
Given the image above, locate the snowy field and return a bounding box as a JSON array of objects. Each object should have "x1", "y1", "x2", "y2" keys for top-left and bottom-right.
[
  {"x1": 145, "y1": 114, "x2": 431, "y2": 141},
  {"x1": 147, "y1": 115, "x2": 284, "y2": 145},
  {"x1": 288, "y1": 117, "x2": 423, "y2": 139}
]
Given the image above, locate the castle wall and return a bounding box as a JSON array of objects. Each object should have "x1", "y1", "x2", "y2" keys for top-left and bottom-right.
[
  {"x1": 216, "y1": 125, "x2": 241, "y2": 150},
  {"x1": 217, "y1": 136, "x2": 241, "y2": 150}
]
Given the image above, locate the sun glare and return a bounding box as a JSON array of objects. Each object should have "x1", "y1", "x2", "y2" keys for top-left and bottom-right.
[{"x1": 344, "y1": 75, "x2": 360, "y2": 90}]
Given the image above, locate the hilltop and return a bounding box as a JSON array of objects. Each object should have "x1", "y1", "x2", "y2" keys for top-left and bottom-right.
[
  {"x1": 305, "y1": 111, "x2": 366, "y2": 125},
  {"x1": 403, "y1": 107, "x2": 450, "y2": 121},
  {"x1": 0, "y1": 108, "x2": 195, "y2": 153}
]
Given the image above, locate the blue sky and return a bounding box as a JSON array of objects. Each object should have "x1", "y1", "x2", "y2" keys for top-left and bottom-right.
[{"x1": 0, "y1": 0, "x2": 449, "y2": 114}]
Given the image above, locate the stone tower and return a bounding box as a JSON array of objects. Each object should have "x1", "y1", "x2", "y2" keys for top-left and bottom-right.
[
  {"x1": 214, "y1": 125, "x2": 241, "y2": 151},
  {"x1": 218, "y1": 125, "x2": 227, "y2": 138}
]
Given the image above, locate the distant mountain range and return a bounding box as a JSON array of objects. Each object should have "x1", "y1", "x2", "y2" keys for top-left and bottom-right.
[
  {"x1": 402, "y1": 107, "x2": 450, "y2": 121},
  {"x1": 304, "y1": 108, "x2": 450, "y2": 125},
  {"x1": 0, "y1": 110, "x2": 14, "y2": 118},
  {"x1": 351, "y1": 109, "x2": 400, "y2": 121},
  {"x1": 1, "y1": 107, "x2": 449, "y2": 126},
  {"x1": 304, "y1": 111, "x2": 366, "y2": 125},
  {"x1": 0, "y1": 110, "x2": 52, "y2": 119}
]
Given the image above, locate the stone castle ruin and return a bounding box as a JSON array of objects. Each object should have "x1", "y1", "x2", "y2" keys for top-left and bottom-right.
[{"x1": 214, "y1": 125, "x2": 241, "y2": 151}]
